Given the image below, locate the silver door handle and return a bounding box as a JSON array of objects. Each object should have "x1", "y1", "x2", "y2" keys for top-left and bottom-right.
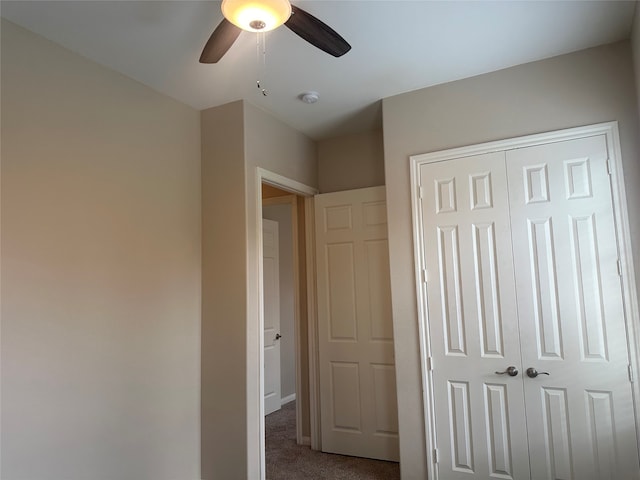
[
  {"x1": 495, "y1": 366, "x2": 518, "y2": 376},
  {"x1": 526, "y1": 367, "x2": 549, "y2": 378}
]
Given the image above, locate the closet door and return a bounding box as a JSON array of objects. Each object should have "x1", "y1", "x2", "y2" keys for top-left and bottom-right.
[
  {"x1": 506, "y1": 135, "x2": 640, "y2": 480},
  {"x1": 418, "y1": 152, "x2": 530, "y2": 480}
]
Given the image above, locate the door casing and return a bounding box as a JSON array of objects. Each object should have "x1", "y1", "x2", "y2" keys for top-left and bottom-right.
[
  {"x1": 255, "y1": 168, "x2": 318, "y2": 480},
  {"x1": 409, "y1": 121, "x2": 640, "y2": 479}
]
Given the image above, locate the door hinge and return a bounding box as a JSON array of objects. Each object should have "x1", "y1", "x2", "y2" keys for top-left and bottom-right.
[
  {"x1": 433, "y1": 448, "x2": 439, "y2": 464},
  {"x1": 422, "y1": 268, "x2": 428, "y2": 284},
  {"x1": 419, "y1": 186, "x2": 424, "y2": 199},
  {"x1": 617, "y1": 259, "x2": 623, "y2": 277},
  {"x1": 427, "y1": 356, "x2": 434, "y2": 371},
  {"x1": 629, "y1": 364, "x2": 634, "y2": 383},
  {"x1": 606, "y1": 159, "x2": 613, "y2": 175}
]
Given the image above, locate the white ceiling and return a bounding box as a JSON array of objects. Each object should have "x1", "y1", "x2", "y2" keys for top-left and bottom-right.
[{"x1": 1, "y1": 1, "x2": 636, "y2": 140}]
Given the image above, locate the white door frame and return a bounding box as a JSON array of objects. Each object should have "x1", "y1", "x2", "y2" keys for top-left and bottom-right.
[
  {"x1": 409, "y1": 121, "x2": 640, "y2": 478},
  {"x1": 255, "y1": 167, "x2": 319, "y2": 480}
]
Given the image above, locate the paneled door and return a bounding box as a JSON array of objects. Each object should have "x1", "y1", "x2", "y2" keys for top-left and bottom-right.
[
  {"x1": 417, "y1": 134, "x2": 639, "y2": 479},
  {"x1": 507, "y1": 136, "x2": 639, "y2": 480},
  {"x1": 263, "y1": 218, "x2": 281, "y2": 416},
  {"x1": 315, "y1": 186, "x2": 399, "y2": 461},
  {"x1": 418, "y1": 152, "x2": 531, "y2": 479}
]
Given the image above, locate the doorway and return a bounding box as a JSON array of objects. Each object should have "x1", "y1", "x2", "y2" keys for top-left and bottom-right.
[
  {"x1": 261, "y1": 184, "x2": 307, "y2": 434},
  {"x1": 257, "y1": 170, "x2": 318, "y2": 480}
]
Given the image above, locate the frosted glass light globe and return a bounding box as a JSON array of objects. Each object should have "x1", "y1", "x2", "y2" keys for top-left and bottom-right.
[{"x1": 221, "y1": 0, "x2": 292, "y2": 32}]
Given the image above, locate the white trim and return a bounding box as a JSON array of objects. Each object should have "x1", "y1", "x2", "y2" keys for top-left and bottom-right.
[
  {"x1": 258, "y1": 168, "x2": 318, "y2": 197},
  {"x1": 409, "y1": 154, "x2": 438, "y2": 480},
  {"x1": 410, "y1": 121, "x2": 640, "y2": 477},
  {"x1": 281, "y1": 393, "x2": 297, "y2": 405},
  {"x1": 410, "y1": 122, "x2": 623, "y2": 165},
  {"x1": 605, "y1": 124, "x2": 640, "y2": 459},
  {"x1": 256, "y1": 168, "x2": 318, "y2": 480},
  {"x1": 255, "y1": 173, "x2": 267, "y2": 480}
]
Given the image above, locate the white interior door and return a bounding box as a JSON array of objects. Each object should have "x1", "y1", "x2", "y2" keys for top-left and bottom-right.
[
  {"x1": 506, "y1": 135, "x2": 640, "y2": 480},
  {"x1": 315, "y1": 186, "x2": 399, "y2": 461},
  {"x1": 263, "y1": 218, "x2": 281, "y2": 416},
  {"x1": 417, "y1": 133, "x2": 640, "y2": 479},
  {"x1": 419, "y1": 152, "x2": 530, "y2": 479}
]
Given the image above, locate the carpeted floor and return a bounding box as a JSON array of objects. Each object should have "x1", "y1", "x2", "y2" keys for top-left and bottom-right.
[{"x1": 265, "y1": 402, "x2": 400, "y2": 480}]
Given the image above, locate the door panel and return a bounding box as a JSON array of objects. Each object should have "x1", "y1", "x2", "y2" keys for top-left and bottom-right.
[
  {"x1": 506, "y1": 135, "x2": 640, "y2": 480},
  {"x1": 315, "y1": 186, "x2": 399, "y2": 461},
  {"x1": 419, "y1": 152, "x2": 530, "y2": 480},
  {"x1": 263, "y1": 218, "x2": 281, "y2": 416}
]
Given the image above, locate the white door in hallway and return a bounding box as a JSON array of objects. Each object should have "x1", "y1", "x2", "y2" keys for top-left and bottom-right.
[
  {"x1": 263, "y1": 218, "x2": 281, "y2": 416},
  {"x1": 315, "y1": 186, "x2": 399, "y2": 461},
  {"x1": 417, "y1": 133, "x2": 639, "y2": 479}
]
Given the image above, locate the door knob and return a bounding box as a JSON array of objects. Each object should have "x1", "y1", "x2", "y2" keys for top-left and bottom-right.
[
  {"x1": 526, "y1": 367, "x2": 549, "y2": 378},
  {"x1": 275, "y1": 333, "x2": 282, "y2": 340},
  {"x1": 495, "y1": 366, "x2": 518, "y2": 376}
]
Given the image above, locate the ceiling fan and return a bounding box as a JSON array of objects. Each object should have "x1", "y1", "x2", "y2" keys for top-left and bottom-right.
[{"x1": 199, "y1": 0, "x2": 351, "y2": 63}]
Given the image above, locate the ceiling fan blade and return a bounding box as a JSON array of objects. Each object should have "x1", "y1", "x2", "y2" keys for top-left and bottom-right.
[
  {"x1": 284, "y1": 5, "x2": 351, "y2": 57},
  {"x1": 200, "y1": 18, "x2": 241, "y2": 64}
]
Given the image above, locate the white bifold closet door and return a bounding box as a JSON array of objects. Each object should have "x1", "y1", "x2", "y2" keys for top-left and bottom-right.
[
  {"x1": 418, "y1": 135, "x2": 639, "y2": 480},
  {"x1": 507, "y1": 136, "x2": 639, "y2": 480},
  {"x1": 420, "y1": 151, "x2": 531, "y2": 479}
]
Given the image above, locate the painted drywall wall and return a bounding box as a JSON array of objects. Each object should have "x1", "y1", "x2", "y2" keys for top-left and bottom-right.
[
  {"x1": 317, "y1": 129, "x2": 385, "y2": 193},
  {"x1": 200, "y1": 100, "x2": 247, "y2": 480},
  {"x1": 633, "y1": 2, "x2": 640, "y2": 121},
  {"x1": 201, "y1": 100, "x2": 316, "y2": 479},
  {"x1": 262, "y1": 204, "x2": 296, "y2": 400},
  {"x1": 382, "y1": 40, "x2": 640, "y2": 479},
  {"x1": 1, "y1": 19, "x2": 201, "y2": 480}
]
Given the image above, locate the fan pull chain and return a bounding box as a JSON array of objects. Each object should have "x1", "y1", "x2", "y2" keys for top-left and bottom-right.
[{"x1": 256, "y1": 32, "x2": 268, "y2": 96}]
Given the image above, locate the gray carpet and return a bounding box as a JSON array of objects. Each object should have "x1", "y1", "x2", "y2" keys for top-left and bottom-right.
[{"x1": 265, "y1": 402, "x2": 400, "y2": 480}]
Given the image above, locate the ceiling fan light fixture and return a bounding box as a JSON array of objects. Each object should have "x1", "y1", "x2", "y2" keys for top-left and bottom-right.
[{"x1": 221, "y1": 0, "x2": 292, "y2": 32}]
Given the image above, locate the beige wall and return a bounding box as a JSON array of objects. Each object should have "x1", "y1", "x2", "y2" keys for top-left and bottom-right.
[
  {"x1": 200, "y1": 100, "x2": 247, "y2": 480},
  {"x1": 262, "y1": 203, "x2": 296, "y2": 399},
  {"x1": 317, "y1": 129, "x2": 385, "y2": 193},
  {"x1": 1, "y1": 19, "x2": 201, "y2": 480},
  {"x1": 382, "y1": 40, "x2": 640, "y2": 479},
  {"x1": 201, "y1": 100, "x2": 316, "y2": 479}
]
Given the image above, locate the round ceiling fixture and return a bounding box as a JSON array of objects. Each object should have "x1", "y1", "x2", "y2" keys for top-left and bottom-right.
[
  {"x1": 221, "y1": 0, "x2": 292, "y2": 32},
  {"x1": 299, "y1": 91, "x2": 320, "y2": 104}
]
